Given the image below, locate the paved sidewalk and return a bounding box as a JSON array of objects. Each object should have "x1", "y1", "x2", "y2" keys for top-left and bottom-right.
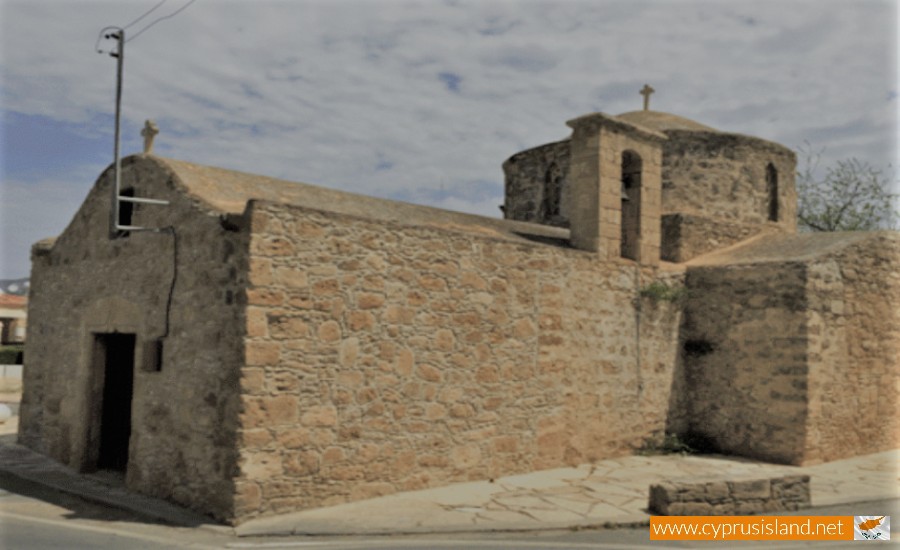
[
  {"x1": 2, "y1": 405, "x2": 897, "y2": 537},
  {"x1": 235, "y1": 450, "x2": 899, "y2": 536}
]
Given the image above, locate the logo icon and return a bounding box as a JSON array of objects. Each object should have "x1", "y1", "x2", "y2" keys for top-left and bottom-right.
[{"x1": 854, "y1": 516, "x2": 890, "y2": 541}]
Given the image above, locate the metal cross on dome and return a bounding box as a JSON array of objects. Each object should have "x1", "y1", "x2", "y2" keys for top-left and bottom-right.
[{"x1": 640, "y1": 84, "x2": 655, "y2": 111}]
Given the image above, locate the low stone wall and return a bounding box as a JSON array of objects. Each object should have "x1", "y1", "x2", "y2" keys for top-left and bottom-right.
[{"x1": 649, "y1": 475, "x2": 810, "y2": 515}]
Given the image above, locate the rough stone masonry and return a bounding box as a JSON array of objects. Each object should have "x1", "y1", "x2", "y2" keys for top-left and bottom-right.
[{"x1": 19, "y1": 108, "x2": 899, "y2": 523}]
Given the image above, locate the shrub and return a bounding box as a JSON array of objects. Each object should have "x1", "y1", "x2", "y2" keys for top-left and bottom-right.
[
  {"x1": 638, "y1": 433, "x2": 695, "y2": 456},
  {"x1": 639, "y1": 281, "x2": 689, "y2": 303},
  {"x1": 0, "y1": 344, "x2": 24, "y2": 364}
]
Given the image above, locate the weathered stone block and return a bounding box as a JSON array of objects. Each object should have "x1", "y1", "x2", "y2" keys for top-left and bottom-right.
[
  {"x1": 274, "y1": 267, "x2": 308, "y2": 288},
  {"x1": 416, "y1": 364, "x2": 442, "y2": 383},
  {"x1": 246, "y1": 307, "x2": 268, "y2": 338},
  {"x1": 240, "y1": 368, "x2": 266, "y2": 394},
  {"x1": 649, "y1": 475, "x2": 810, "y2": 516},
  {"x1": 283, "y1": 450, "x2": 320, "y2": 476},
  {"x1": 248, "y1": 258, "x2": 273, "y2": 286},
  {"x1": 263, "y1": 395, "x2": 299, "y2": 425},
  {"x1": 241, "y1": 451, "x2": 283, "y2": 478},
  {"x1": 730, "y1": 479, "x2": 771, "y2": 500},
  {"x1": 246, "y1": 288, "x2": 285, "y2": 306},
  {"x1": 300, "y1": 406, "x2": 338, "y2": 427},
  {"x1": 246, "y1": 342, "x2": 280, "y2": 366},
  {"x1": 357, "y1": 293, "x2": 385, "y2": 309},
  {"x1": 316, "y1": 321, "x2": 342, "y2": 342}
]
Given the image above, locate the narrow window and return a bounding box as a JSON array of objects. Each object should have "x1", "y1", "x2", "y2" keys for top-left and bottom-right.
[
  {"x1": 621, "y1": 151, "x2": 642, "y2": 260},
  {"x1": 766, "y1": 163, "x2": 778, "y2": 222},
  {"x1": 541, "y1": 162, "x2": 562, "y2": 220},
  {"x1": 117, "y1": 187, "x2": 135, "y2": 237}
]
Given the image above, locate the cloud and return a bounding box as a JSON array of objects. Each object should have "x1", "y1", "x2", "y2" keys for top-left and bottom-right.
[
  {"x1": 0, "y1": 171, "x2": 98, "y2": 279},
  {"x1": 0, "y1": 0, "x2": 897, "y2": 277},
  {"x1": 482, "y1": 44, "x2": 559, "y2": 73}
]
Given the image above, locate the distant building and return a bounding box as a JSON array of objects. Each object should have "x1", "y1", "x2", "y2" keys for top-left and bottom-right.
[
  {"x1": 0, "y1": 293, "x2": 27, "y2": 344},
  {"x1": 19, "y1": 109, "x2": 899, "y2": 524},
  {"x1": 0, "y1": 278, "x2": 30, "y2": 296}
]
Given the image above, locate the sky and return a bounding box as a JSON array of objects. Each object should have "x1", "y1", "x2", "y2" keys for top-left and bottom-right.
[{"x1": 0, "y1": 0, "x2": 897, "y2": 279}]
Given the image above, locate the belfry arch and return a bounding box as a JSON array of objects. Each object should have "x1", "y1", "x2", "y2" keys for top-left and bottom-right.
[
  {"x1": 766, "y1": 163, "x2": 778, "y2": 222},
  {"x1": 620, "y1": 150, "x2": 642, "y2": 260}
]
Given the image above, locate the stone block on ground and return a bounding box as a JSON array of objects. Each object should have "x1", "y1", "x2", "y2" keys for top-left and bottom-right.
[{"x1": 648, "y1": 474, "x2": 810, "y2": 515}]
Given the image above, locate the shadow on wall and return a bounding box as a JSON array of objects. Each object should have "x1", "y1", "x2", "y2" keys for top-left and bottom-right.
[{"x1": 663, "y1": 319, "x2": 725, "y2": 456}]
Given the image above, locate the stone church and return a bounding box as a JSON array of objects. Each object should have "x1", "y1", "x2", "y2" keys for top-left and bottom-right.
[{"x1": 18, "y1": 105, "x2": 899, "y2": 524}]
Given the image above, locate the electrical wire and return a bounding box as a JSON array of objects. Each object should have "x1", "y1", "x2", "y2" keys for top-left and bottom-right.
[
  {"x1": 161, "y1": 226, "x2": 179, "y2": 339},
  {"x1": 95, "y1": 0, "x2": 195, "y2": 53},
  {"x1": 122, "y1": 0, "x2": 168, "y2": 30},
  {"x1": 126, "y1": 0, "x2": 197, "y2": 43}
]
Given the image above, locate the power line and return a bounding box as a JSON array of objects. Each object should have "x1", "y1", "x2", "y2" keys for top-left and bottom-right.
[
  {"x1": 122, "y1": 0, "x2": 168, "y2": 31},
  {"x1": 126, "y1": 0, "x2": 197, "y2": 43},
  {"x1": 94, "y1": 0, "x2": 193, "y2": 54}
]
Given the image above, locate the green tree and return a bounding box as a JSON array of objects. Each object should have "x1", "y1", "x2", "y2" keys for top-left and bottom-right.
[{"x1": 797, "y1": 148, "x2": 899, "y2": 232}]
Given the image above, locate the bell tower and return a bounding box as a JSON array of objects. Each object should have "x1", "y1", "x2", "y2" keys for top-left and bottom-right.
[{"x1": 565, "y1": 113, "x2": 665, "y2": 265}]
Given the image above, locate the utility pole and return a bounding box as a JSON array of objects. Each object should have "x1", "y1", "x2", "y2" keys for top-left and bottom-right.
[
  {"x1": 100, "y1": 28, "x2": 168, "y2": 238},
  {"x1": 108, "y1": 29, "x2": 124, "y2": 239}
]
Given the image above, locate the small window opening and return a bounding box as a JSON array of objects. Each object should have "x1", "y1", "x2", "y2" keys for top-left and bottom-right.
[
  {"x1": 683, "y1": 339, "x2": 715, "y2": 357},
  {"x1": 766, "y1": 164, "x2": 778, "y2": 222},
  {"x1": 117, "y1": 187, "x2": 135, "y2": 237},
  {"x1": 143, "y1": 339, "x2": 164, "y2": 372}
]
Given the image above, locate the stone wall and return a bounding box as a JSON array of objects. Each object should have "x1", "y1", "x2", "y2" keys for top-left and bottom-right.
[
  {"x1": 661, "y1": 214, "x2": 780, "y2": 263},
  {"x1": 234, "y1": 200, "x2": 684, "y2": 521},
  {"x1": 502, "y1": 140, "x2": 571, "y2": 227},
  {"x1": 680, "y1": 262, "x2": 809, "y2": 464},
  {"x1": 660, "y1": 131, "x2": 797, "y2": 232},
  {"x1": 804, "y1": 232, "x2": 900, "y2": 463},
  {"x1": 679, "y1": 232, "x2": 900, "y2": 465},
  {"x1": 20, "y1": 155, "x2": 245, "y2": 521}
]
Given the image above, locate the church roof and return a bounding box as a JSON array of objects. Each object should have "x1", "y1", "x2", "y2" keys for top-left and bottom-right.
[
  {"x1": 687, "y1": 231, "x2": 893, "y2": 266},
  {"x1": 616, "y1": 110, "x2": 718, "y2": 133},
  {"x1": 150, "y1": 156, "x2": 570, "y2": 246}
]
